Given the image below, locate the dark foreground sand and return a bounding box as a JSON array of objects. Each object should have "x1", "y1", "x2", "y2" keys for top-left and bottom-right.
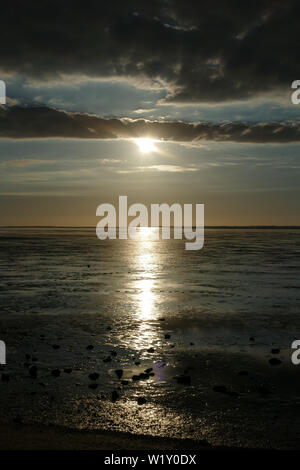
[{"x1": 0, "y1": 423, "x2": 212, "y2": 450}]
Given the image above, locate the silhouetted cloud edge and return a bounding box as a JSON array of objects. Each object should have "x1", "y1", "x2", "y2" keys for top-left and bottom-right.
[{"x1": 1, "y1": 106, "x2": 300, "y2": 143}]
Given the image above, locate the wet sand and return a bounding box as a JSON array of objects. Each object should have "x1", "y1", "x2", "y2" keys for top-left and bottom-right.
[
  {"x1": 0, "y1": 423, "x2": 212, "y2": 450},
  {"x1": 1, "y1": 228, "x2": 300, "y2": 449},
  {"x1": 1, "y1": 312, "x2": 300, "y2": 449}
]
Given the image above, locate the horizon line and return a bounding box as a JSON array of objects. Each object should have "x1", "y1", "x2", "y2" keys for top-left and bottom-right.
[{"x1": 0, "y1": 225, "x2": 300, "y2": 229}]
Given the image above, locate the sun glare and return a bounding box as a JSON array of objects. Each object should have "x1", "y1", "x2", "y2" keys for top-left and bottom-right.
[{"x1": 135, "y1": 138, "x2": 156, "y2": 153}]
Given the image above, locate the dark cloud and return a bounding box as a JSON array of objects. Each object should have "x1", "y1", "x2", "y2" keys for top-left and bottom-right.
[
  {"x1": 0, "y1": 0, "x2": 299, "y2": 102},
  {"x1": 1, "y1": 106, "x2": 300, "y2": 143}
]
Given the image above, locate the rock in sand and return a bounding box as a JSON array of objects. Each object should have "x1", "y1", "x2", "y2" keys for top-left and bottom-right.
[
  {"x1": 115, "y1": 369, "x2": 123, "y2": 379},
  {"x1": 89, "y1": 372, "x2": 100, "y2": 380}
]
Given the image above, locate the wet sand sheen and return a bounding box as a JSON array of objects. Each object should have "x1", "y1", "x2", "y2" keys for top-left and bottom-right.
[{"x1": 0, "y1": 228, "x2": 300, "y2": 449}]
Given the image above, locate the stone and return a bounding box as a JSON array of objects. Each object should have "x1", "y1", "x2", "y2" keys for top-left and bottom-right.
[
  {"x1": 89, "y1": 372, "x2": 100, "y2": 380},
  {"x1": 258, "y1": 385, "x2": 272, "y2": 396},
  {"x1": 176, "y1": 375, "x2": 191, "y2": 385},
  {"x1": 271, "y1": 348, "x2": 280, "y2": 354},
  {"x1": 137, "y1": 397, "x2": 147, "y2": 405},
  {"x1": 111, "y1": 390, "x2": 119, "y2": 402},
  {"x1": 115, "y1": 369, "x2": 123, "y2": 379},
  {"x1": 89, "y1": 383, "x2": 98, "y2": 390},
  {"x1": 29, "y1": 366, "x2": 38, "y2": 379},
  {"x1": 139, "y1": 373, "x2": 149, "y2": 380},
  {"x1": 13, "y1": 415, "x2": 23, "y2": 425},
  {"x1": 213, "y1": 385, "x2": 227, "y2": 393},
  {"x1": 269, "y1": 358, "x2": 281, "y2": 366}
]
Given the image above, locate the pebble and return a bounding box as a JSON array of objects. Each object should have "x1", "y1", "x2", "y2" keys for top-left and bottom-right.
[
  {"x1": 213, "y1": 385, "x2": 227, "y2": 393},
  {"x1": 64, "y1": 368, "x2": 72, "y2": 374},
  {"x1": 258, "y1": 385, "x2": 272, "y2": 396},
  {"x1": 176, "y1": 375, "x2": 191, "y2": 385},
  {"x1": 137, "y1": 397, "x2": 147, "y2": 405},
  {"x1": 213, "y1": 385, "x2": 239, "y2": 398},
  {"x1": 271, "y1": 348, "x2": 280, "y2": 354},
  {"x1": 111, "y1": 390, "x2": 119, "y2": 402},
  {"x1": 89, "y1": 383, "x2": 98, "y2": 390},
  {"x1": 13, "y1": 415, "x2": 23, "y2": 425},
  {"x1": 51, "y1": 369, "x2": 61, "y2": 377},
  {"x1": 139, "y1": 373, "x2": 149, "y2": 380},
  {"x1": 226, "y1": 390, "x2": 239, "y2": 398},
  {"x1": 29, "y1": 366, "x2": 38, "y2": 379},
  {"x1": 269, "y1": 358, "x2": 282, "y2": 366},
  {"x1": 115, "y1": 369, "x2": 123, "y2": 379},
  {"x1": 89, "y1": 372, "x2": 100, "y2": 381}
]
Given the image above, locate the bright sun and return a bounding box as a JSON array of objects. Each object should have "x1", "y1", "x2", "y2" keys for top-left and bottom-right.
[{"x1": 135, "y1": 138, "x2": 156, "y2": 153}]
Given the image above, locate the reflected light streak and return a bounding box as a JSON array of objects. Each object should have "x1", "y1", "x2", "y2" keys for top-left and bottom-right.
[{"x1": 131, "y1": 228, "x2": 162, "y2": 350}]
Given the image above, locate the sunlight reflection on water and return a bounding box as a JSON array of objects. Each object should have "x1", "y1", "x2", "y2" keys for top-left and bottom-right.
[{"x1": 131, "y1": 230, "x2": 161, "y2": 350}]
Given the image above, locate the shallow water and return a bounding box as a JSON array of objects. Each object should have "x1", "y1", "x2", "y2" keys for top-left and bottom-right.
[{"x1": 0, "y1": 228, "x2": 300, "y2": 448}]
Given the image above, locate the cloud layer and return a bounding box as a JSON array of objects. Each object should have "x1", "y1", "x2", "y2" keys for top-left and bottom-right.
[
  {"x1": 1, "y1": 0, "x2": 299, "y2": 103},
  {"x1": 1, "y1": 106, "x2": 300, "y2": 143}
]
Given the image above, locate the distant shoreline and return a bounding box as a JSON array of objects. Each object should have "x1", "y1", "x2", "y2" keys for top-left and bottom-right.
[{"x1": 0, "y1": 226, "x2": 300, "y2": 230}]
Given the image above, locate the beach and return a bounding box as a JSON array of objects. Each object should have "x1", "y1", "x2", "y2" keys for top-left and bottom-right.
[
  {"x1": 0, "y1": 423, "x2": 211, "y2": 450},
  {"x1": 0, "y1": 228, "x2": 300, "y2": 449}
]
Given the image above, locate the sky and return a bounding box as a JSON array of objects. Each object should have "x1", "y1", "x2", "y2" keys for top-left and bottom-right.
[{"x1": 0, "y1": 0, "x2": 299, "y2": 226}]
